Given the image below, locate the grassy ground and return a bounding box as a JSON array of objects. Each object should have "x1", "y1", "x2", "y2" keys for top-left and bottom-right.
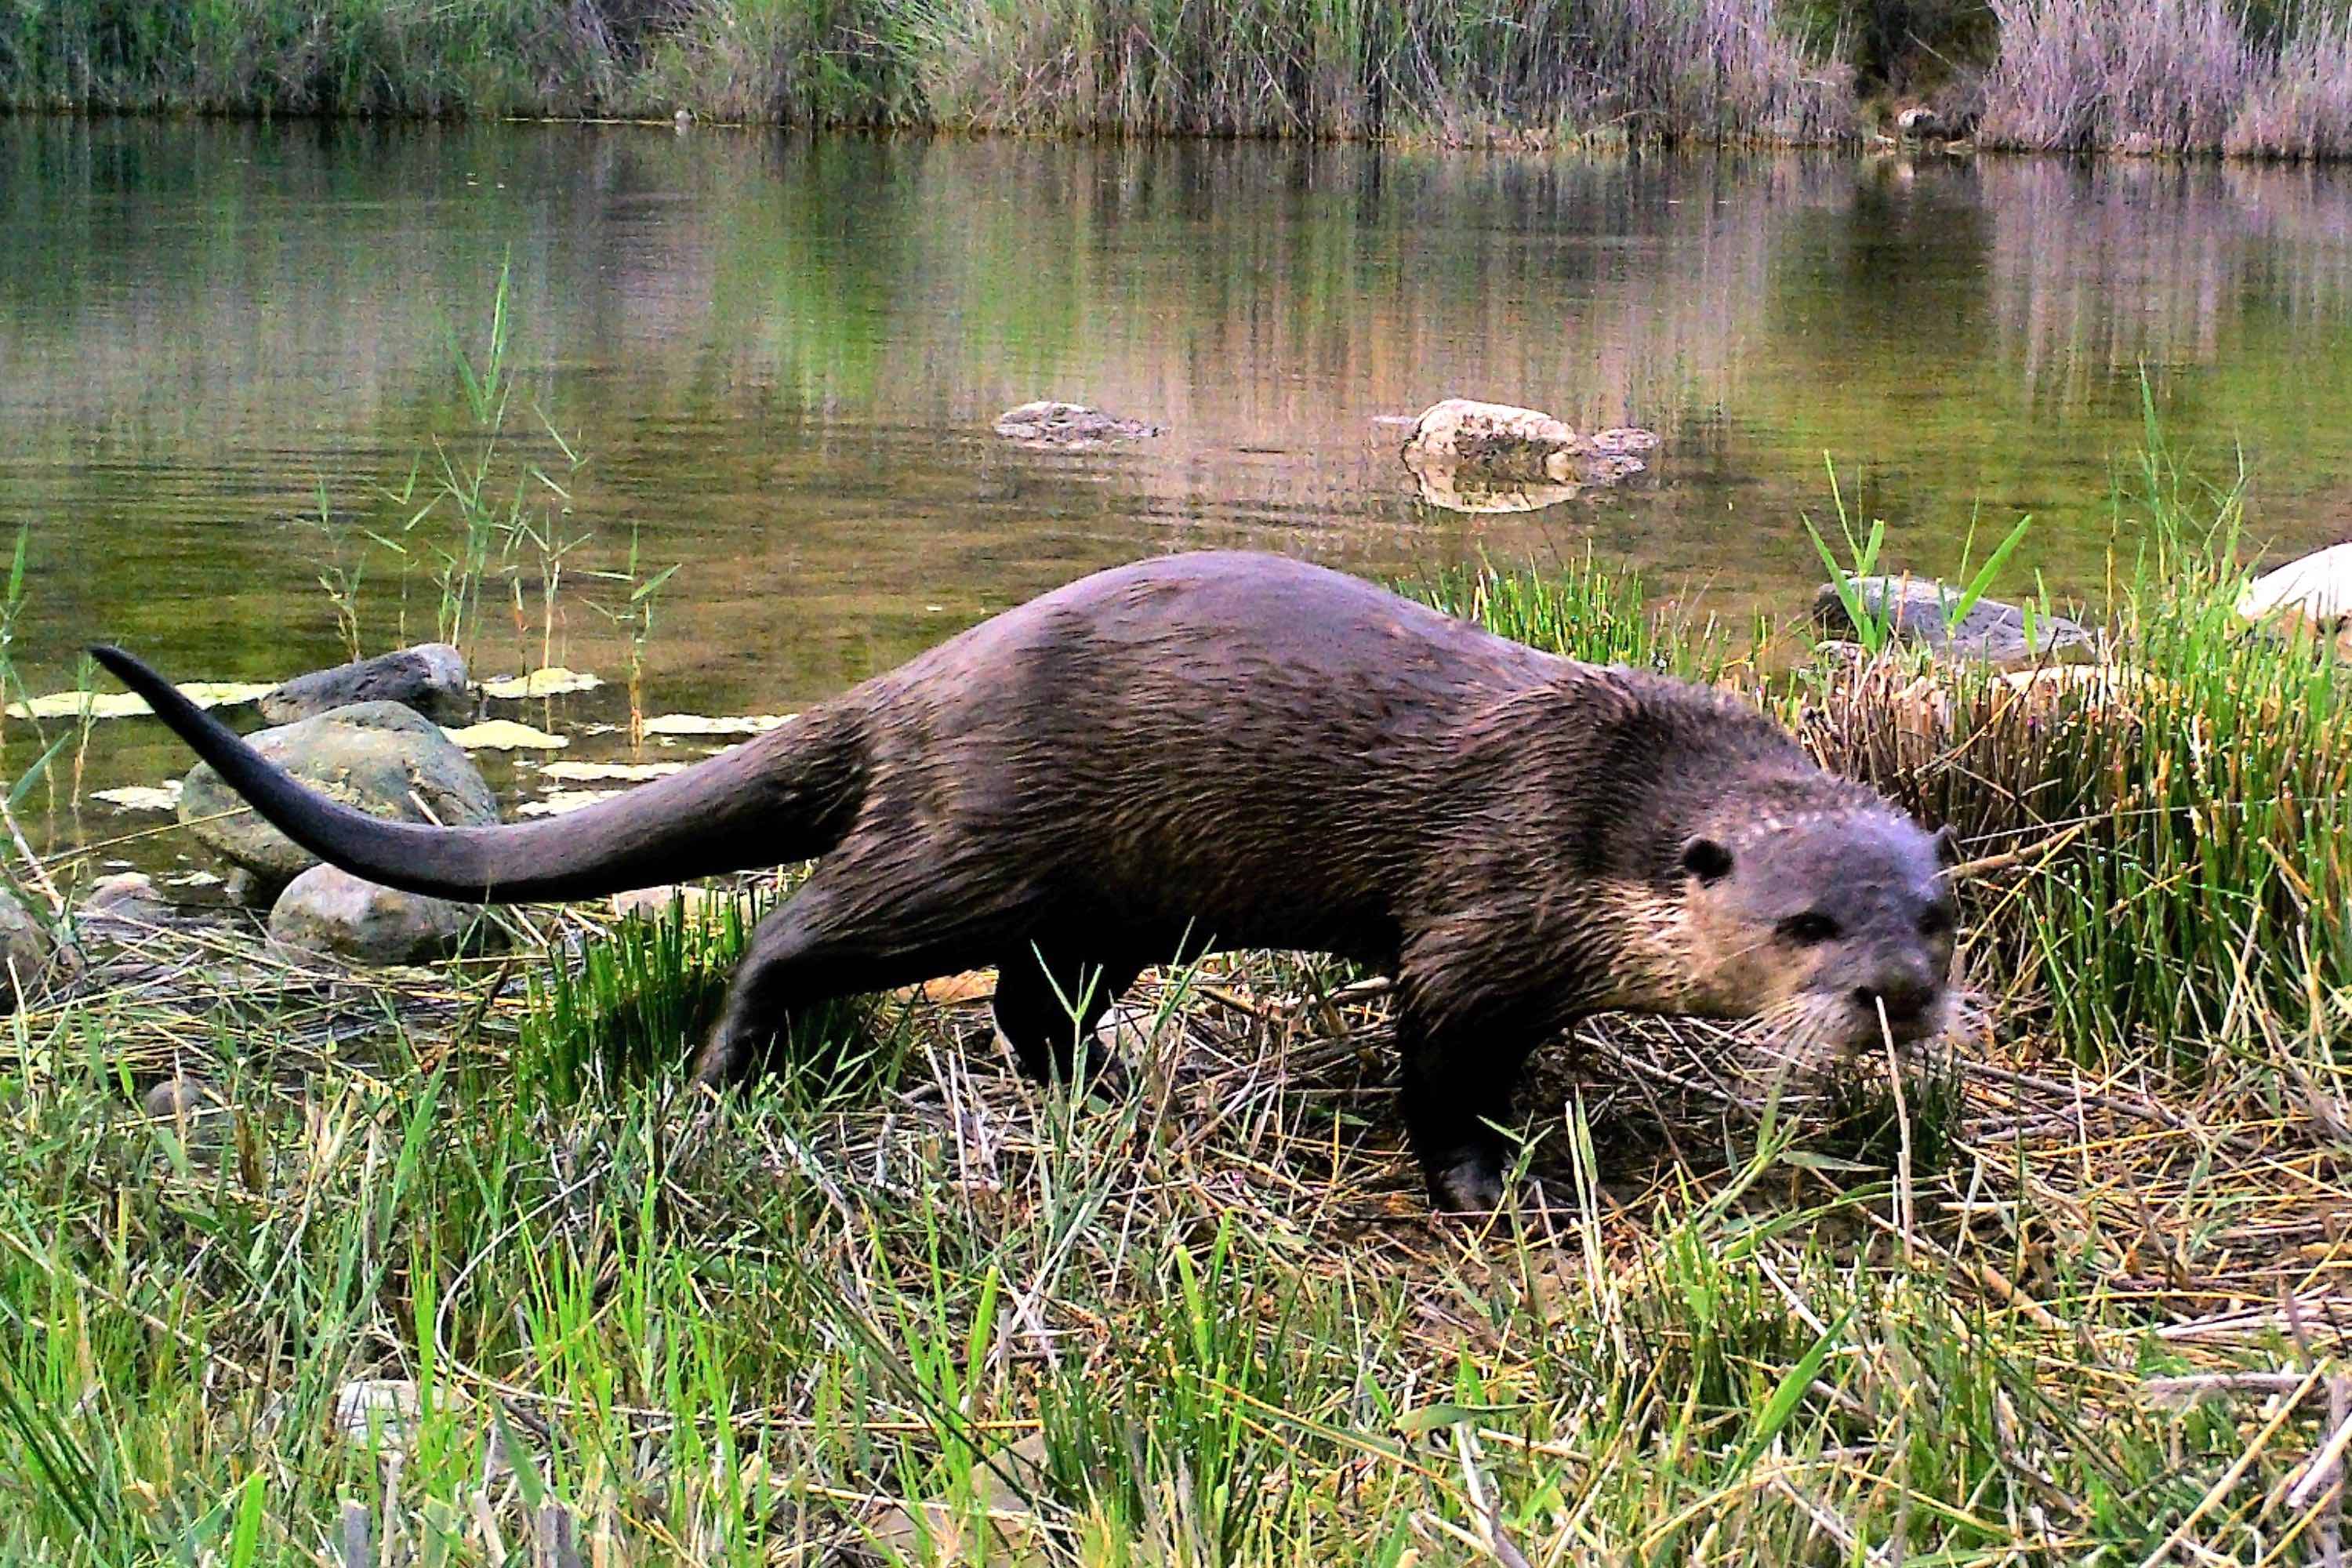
[{"x1": 5, "y1": 425, "x2": 2352, "y2": 1561}]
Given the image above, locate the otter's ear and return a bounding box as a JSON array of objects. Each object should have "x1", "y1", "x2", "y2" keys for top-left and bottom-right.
[
  {"x1": 1932, "y1": 825, "x2": 1960, "y2": 867},
  {"x1": 1679, "y1": 836, "x2": 1734, "y2": 884}
]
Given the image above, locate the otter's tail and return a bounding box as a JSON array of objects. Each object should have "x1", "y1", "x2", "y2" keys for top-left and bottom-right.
[{"x1": 90, "y1": 645, "x2": 864, "y2": 903}]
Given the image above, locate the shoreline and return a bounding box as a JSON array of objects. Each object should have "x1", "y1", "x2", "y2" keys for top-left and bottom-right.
[{"x1": 9, "y1": 106, "x2": 2352, "y2": 165}]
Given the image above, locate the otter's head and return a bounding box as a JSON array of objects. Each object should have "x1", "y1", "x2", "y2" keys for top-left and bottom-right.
[{"x1": 1670, "y1": 805, "x2": 1958, "y2": 1071}]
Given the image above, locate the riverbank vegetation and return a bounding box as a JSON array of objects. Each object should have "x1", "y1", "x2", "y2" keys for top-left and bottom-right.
[
  {"x1": 7, "y1": 416, "x2": 2352, "y2": 1559},
  {"x1": 5, "y1": 0, "x2": 2351, "y2": 156}
]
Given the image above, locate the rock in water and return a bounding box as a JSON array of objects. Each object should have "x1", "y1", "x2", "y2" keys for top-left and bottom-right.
[
  {"x1": 1400, "y1": 412, "x2": 1659, "y2": 512},
  {"x1": 992, "y1": 401, "x2": 1160, "y2": 447},
  {"x1": 0, "y1": 895, "x2": 51, "y2": 1010},
  {"x1": 1402, "y1": 398, "x2": 1588, "y2": 474},
  {"x1": 260, "y1": 644, "x2": 472, "y2": 725},
  {"x1": 1813, "y1": 578, "x2": 2097, "y2": 667},
  {"x1": 179, "y1": 701, "x2": 499, "y2": 891},
  {"x1": 268, "y1": 866, "x2": 474, "y2": 965},
  {"x1": 1588, "y1": 426, "x2": 1663, "y2": 459}
]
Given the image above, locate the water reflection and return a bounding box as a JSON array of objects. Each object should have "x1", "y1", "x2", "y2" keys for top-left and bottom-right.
[{"x1": 3, "y1": 122, "x2": 2348, "y2": 731}]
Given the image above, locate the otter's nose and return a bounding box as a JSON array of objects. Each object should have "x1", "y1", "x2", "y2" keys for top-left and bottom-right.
[{"x1": 1853, "y1": 973, "x2": 1938, "y2": 1033}]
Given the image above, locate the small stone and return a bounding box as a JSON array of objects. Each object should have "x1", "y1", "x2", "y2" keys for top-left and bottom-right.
[
  {"x1": 141, "y1": 1074, "x2": 222, "y2": 1120},
  {"x1": 332, "y1": 1379, "x2": 467, "y2": 1453},
  {"x1": 0, "y1": 896, "x2": 52, "y2": 1011},
  {"x1": 259, "y1": 644, "x2": 473, "y2": 726},
  {"x1": 78, "y1": 872, "x2": 173, "y2": 938},
  {"x1": 180, "y1": 701, "x2": 499, "y2": 885},
  {"x1": 868, "y1": 1434, "x2": 1048, "y2": 1564},
  {"x1": 1588, "y1": 426, "x2": 1663, "y2": 456},
  {"x1": 1813, "y1": 577, "x2": 2096, "y2": 667},
  {"x1": 269, "y1": 866, "x2": 475, "y2": 966},
  {"x1": 993, "y1": 401, "x2": 1160, "y2": 447}
]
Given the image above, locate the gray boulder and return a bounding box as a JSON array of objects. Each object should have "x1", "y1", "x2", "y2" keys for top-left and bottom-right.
[
  {"x1": 1813, "y1": 577, "x2": 2096, "y2": 667},
  {"x1": 179, "y1": 701, "x2": 498, "y2": 890},
  {"x1": 142, "y1": 1073, "x2": 223, "y2": 1120},
  {"x1": 0, "y1": 894, "x2": 51, "y2": 1010},
  {"x1": 993, "y1": 401, "x2": 1160, "y2": 447},
  {"x1": 268, "y1": 866, "x2": 474, "y2": 965},
  {"x1": 260, "y1": 644, "x2": 472, "y2": 725},
  {"x1": 77, "y1": 871, "x2": 176, "y2": 939}
]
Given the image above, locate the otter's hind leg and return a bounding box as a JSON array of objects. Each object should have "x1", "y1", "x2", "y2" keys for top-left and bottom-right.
[
  {"x1": 992, "y1": 942, "x2": 1141, "y2": 1086},
  {"x1": 690, "y1": 870, "x2": 997, "y2": 1089}
]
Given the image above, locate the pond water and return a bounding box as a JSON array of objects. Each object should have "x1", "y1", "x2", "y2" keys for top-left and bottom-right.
[{"x1": 4, "y1": 119, "x2": 2350, "y2": 873}]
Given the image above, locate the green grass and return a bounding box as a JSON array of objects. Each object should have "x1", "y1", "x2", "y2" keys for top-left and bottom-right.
[
  {"x1": 0, "y1": 938, "x2": 2294, "y2": 1564},
  {"x1": 7, "y1": 441, "x2": 2352, "y2": 1559}
]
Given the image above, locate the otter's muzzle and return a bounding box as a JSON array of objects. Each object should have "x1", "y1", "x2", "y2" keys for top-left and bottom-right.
[{"x1": 1848, "y1": 953, "x2": 1945, "y2": 1044}]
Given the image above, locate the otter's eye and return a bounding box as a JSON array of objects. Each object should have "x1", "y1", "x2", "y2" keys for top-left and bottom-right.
[
  {"x1": 1918, "y1": 904, "x2": 1955, "y2": 938},
  {"x1": 1777, "y1": 912, "x2": 1842, "y2": 946}
]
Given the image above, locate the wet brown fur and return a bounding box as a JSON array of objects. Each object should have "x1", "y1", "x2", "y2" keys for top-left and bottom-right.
[{"x1": 93, "y1": 550, "x2": 1955, "y2": 1212}]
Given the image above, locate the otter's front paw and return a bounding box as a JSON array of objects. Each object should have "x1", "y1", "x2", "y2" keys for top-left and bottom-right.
[{"x1": 689, "y1": 1023, "x2": 753, "y2": 1091}]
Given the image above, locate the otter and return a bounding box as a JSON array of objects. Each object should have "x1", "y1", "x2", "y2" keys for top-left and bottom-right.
[{"x1": 93, "y1": 551, "x2": 1958, "y2": 1213}]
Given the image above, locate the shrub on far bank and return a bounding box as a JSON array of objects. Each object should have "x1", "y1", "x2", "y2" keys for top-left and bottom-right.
[{"x1": 1980, "y1": 0, "x2": 2352, "y2": 156}]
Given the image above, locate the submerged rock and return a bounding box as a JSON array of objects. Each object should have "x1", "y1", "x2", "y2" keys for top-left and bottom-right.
[
  {"x1": 259, "y1": 644, "x2": 472, "y2": 726},
  {"x1": 1813, "y1": 577, "x2": 2096, "y2": 667},
  {"x1": 993, "y1": 401, "x2": 1160, "y2": 447},
  {"x1": 0, "y1": 895, "x2": 52, "y2": 1011},
  {"x1": 179, "y1": 701, "x2": 497, "y2": 892},
  {"x1": 268, "y1": 866, "x2": 475, "y2": 966}
]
